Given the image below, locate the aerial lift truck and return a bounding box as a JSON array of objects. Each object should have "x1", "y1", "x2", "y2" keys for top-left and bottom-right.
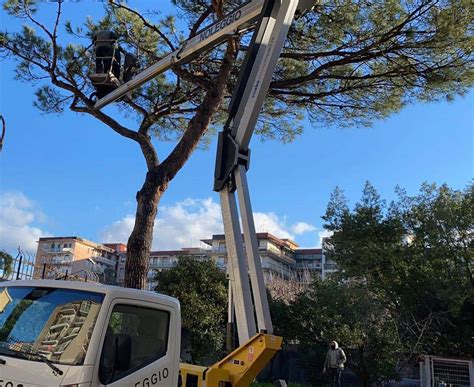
[{"x1": 0, "y1": 1, "x2": 317, "y2": 385}]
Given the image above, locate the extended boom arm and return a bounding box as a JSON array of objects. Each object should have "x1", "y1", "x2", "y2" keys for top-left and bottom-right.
[
  {"x1": 214, "y1": 0, "x2": 303, "y2": 344},
  {"x1": 94, "y1": 0, "x2": 266, "y2": 109},
  {"x1": 93, "y1": 0, "x2": 316, "y2": 363}
]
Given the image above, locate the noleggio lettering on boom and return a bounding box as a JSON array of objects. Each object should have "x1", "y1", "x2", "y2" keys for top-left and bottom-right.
[{"x1": 199, "y1": 10, "x2": 242, "y2": 42}]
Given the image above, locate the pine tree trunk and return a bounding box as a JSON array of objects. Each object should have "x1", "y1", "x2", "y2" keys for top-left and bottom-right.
[
  {"x1": 124, "y1": 169, "x2": 163, "y2": 289},
  {"x1": 123, "y1": 40, "x2": 238, "y2": 289}
]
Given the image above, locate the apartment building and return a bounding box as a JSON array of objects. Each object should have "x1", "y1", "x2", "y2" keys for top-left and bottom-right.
[
  {"x1": 200, "y1": 233, "x2": 334, "y2": 281},
  {"x1": 145, "y1": 233, "x2": 335, "y2": 286},
  {"x1": 201, "y1": 233, "x2": 297, "y2": 281},
  {"x1": 34, "y1": 236, "x2": 119, "y2": 283},
  {"x1": 294, "y1": 248, "x2": 323, "y2": 282},
  {"x1": 33, "y1": 233, "x2": 337, "y2": 287},
  {"x1": 104, "y1": 242, "x2": 127, "y2": 286},
  {"x1": 320, "y1": 237, "x2": 337, "y2": 279},
  {"x1": 147, "y1": 247, "x2": 211, "y2": 290}
]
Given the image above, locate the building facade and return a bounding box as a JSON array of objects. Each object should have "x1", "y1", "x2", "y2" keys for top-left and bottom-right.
[
  {"x1": 33, "y1": 233, "x2": 337, "y2": 287},
  {"x1": 34, "y1": 237, "x2": 119, "y2": 283},
  {"x1": 202, "y1": 233, "x2": 297, "y2": 281},
  {"x1": 147, "y1": 247, "x2": 211, "y2": 290},
  {"x1": 201, "y1": 233, "x2": 332, "y2": 282},
  {"x1": 123, "y1": 233, "x2": 333, "y2": 289},
  {"x1": 103, "y1": 243, "x2": 127, "y2": 286}
]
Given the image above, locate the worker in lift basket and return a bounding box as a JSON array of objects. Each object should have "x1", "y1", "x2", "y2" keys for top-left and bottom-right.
[{"x1": 322, "y1": 340, "x2": 347, "y2": 387}]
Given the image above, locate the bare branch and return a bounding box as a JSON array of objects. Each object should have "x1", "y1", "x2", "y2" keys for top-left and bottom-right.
[
  {"x1": 172, "y1": 66, "x2": 212, "y2": 90},
  {"x1": 189, "y1": 6, "x2": 213, "y2": 38},
  {"x1": 109, "y1": 0, "x2": 176, "y2": 51}
]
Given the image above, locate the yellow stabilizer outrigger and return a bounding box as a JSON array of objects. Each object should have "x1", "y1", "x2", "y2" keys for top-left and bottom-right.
[{"x1": 180, "y1": 333, "x2": 283, "y2": 386}]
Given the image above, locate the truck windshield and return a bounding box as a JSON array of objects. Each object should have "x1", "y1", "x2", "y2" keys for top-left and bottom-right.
[{"x1": 0, "y1": 286, "x2": 104, "y2": 366}]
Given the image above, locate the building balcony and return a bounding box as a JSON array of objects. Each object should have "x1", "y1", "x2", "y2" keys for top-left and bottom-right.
[
  {"x1": 51, "y1": 260, "x2": 72, "y2": 266},
  {"x1": 216, "y1": 264, "x2": 226, "y2": 271},
  {"x1": 43, "y1": 247, "x2": 74, "y2": 254},
  {"x1": 211, "y1": 247, "x2": 227, "y2": 254},
  {"x1": 261, "y1": 261, "x2": 292, "y2": 277},
  {"x1": 94, "y1": 256, "x2": 116, "y2": 267},
  {"x1": 296, "y1": 262, "x2": 321, "y2": 270},
  {"x1": 324, "y1": 263, "x2": 337, "y2": 271},
  {"x1": 50, "y1": 255, "x2": 73, "y2": 264},
  {"x1": 149, "y1": 261, "x2": 176, "y2": 269},
  {"x1": 264, "y1": 249, "x2": 296, "y2": 265}
]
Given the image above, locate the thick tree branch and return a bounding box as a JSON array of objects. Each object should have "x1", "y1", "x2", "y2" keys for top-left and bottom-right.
[
  {"x1": 55, "y1": 76, "x2": 158, "y2": 168},
  {"x1": 272, "y1": 1, "x2": 440, "y2": 90},
  {"x1": 156, "y1": 38, "x2": 238, "y2": 186},
  {"x1": 172, "y1": 66, "x2": 212, "y2": 90},
  {"x1": 189, "y1": 6, "x2": 213, "y2": 38},
  {"x1": 124, "y1": 99, "x2": 149, "y2": 118}
]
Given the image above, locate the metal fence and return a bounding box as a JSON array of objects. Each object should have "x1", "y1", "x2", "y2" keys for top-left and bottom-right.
[
  {"x1": 420, "y1": 356, "x2": 473, "y2": 387},
  {"x1": 0, "y1": 248, "x2": 36, "y2": 281},
  {"x1": 0, "y1": 248, "x2": 91, "y2": 282},
  {"x1": 381, "y1": 379, "x2": 421, "y2": 387}
]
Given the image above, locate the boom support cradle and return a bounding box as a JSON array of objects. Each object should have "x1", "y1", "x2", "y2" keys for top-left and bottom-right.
[{"x1": 180, "y1": 333, "x2": 283, "y2": 387}]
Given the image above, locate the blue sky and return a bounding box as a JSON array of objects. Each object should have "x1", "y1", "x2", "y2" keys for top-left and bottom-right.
[{"x1": 0, "y1": 1, "x2": 472, "y2": 253}]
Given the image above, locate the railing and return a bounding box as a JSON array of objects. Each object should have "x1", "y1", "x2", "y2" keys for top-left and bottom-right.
[
  {"x1": 149, "y1": 261, "x2": 176, "y2": 269},
  {"x1": 296, "y1": 263, "x2": 321, "y2": 269},
  {"x1": 261, "y1": 261, "x2": 292, "y2": 277},
  {"x1": 43, "y1": 247, "x2": 73, "y2": 253},
  {"x1": 216, "y1": 263, "x2": 227, "y2": 270},
  {"x1": 324, "y1": 263, "x2": 337, "y2": 271},
  {"x1": 1, "y1": 248, "x2": 36, "y2": 280},
  {"x1": 420, "y1": 355, "x2": 473, "y2": 387},
  {"x1": 94, "y1": 255, "x2": 116, "y2": 267},
  {"x1": 51, "y1": 260, "x2": 73, "y2": 266}
]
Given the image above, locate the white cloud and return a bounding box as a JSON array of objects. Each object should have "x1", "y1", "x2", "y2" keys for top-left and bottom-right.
[
  {"x1": 100, "y1": 215, "x2": 136, "y2": 246},
  {"x1": 101, "y1": 198, "x2": 223, "y2": 250},
  {"x1": 0, "y1": 191, "x2": 49, "y2": 252},
  {"x1": 291, "y1": 222, "x2": 317, "y2": 235},
  {"x1": 101, "y1": 198, "x2": 318, "y2": 250},
  {"x1": 317, "y1": 229, "x2": 333, "y2": 247},
  {"x1": 253, "y1": 212, "x2": 294, "y2": 239}
]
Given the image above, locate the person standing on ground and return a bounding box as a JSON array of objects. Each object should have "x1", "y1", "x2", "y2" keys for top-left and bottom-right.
[{"x1": 323, "y1": 341, "x2": 346, "y2": 387}]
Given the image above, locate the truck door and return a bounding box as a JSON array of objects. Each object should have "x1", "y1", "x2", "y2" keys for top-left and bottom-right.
[{"x1": 93, "y1": 298, "x2": 179, "y2": 387}]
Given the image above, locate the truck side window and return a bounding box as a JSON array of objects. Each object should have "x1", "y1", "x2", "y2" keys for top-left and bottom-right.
[{"x1": 99, "y1": 304, "x2": 170, "y2": 384}]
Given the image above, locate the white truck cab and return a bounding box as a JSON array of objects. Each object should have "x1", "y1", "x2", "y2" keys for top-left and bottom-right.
[{"x1": 0, "y1": 280, "x2": 181, "y2": 387}]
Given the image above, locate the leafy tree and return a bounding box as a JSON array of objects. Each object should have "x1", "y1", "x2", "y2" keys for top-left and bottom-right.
[
  {"x1": 154, "y1": 257, "x2": 227, "y2": 363},
  {"x1": 100, "y1": 267, "x2": 117, "y2": 285},
  {"x1": 323, "y1": 181, "x2": 474, "y2": 357},
  {"x1": 0, "y1": 299, "x2": 33, "y2": 342},
  {"x1": 0, "y1": 251, "x2": 14, "y2": 278},
  {"x1": 1, "y1": 0, "x2": 472, "y2": 288},
  {"x1": 285, "y1": 279, "x2": 402, "y2": 386}
]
